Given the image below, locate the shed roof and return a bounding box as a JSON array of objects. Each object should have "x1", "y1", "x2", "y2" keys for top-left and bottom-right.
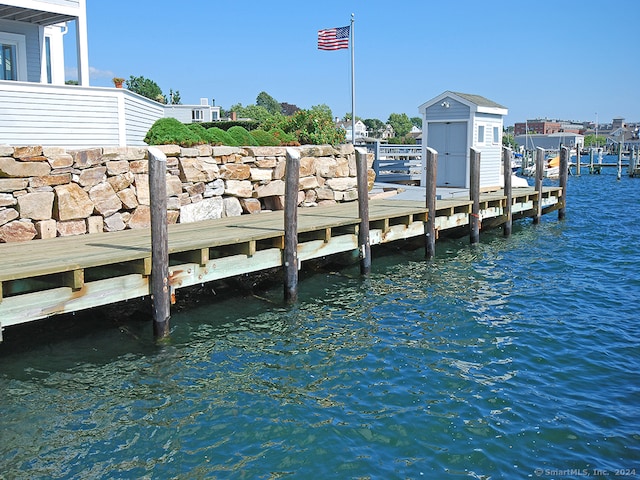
[
  {"x1": 419, "y1": 91, "x2": 508, "y2": 116},
  {"x1": 449, "y1": 92, "x2": 507, "y2": 110}
]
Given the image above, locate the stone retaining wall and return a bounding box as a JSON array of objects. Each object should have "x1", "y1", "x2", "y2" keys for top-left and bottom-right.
[{"x1": 0, "y1": 144, "x2": 375, "y2": 243}]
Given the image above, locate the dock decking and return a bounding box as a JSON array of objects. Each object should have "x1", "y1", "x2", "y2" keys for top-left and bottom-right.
[{"x1": 0, "y1": 186, "x2": 561, "y2": 332}]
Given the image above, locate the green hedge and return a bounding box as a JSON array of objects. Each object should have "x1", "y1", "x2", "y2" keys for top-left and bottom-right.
[
  {"x1": 198, "y1": 120, "x2": 260, "y2": 131},
  {"x1": 144, "y1": 118, "x2": 205, "y2": 147}
]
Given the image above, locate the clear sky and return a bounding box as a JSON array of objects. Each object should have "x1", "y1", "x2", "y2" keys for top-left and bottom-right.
[{"x1": 66, "y1": 0, "x2": 640, "y2": 127}]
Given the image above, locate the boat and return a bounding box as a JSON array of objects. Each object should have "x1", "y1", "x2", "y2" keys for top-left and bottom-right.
[{"x1": 522, "y1": 154, "x2": 560, "y2": 178}]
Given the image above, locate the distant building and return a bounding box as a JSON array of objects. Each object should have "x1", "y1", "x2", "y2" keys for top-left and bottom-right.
[
  {"x1": 514, "y1": 119, "x2": 583, "y2": 136},
  {"x1": 164, "y1": 98, "x2": 221, "y2": 124},
  {"x1": 514, "y1": 133, "x2": 584, "y2": 151},
  {"x1": 336, "y1": 119, "x2": 368, "y2": 142}
]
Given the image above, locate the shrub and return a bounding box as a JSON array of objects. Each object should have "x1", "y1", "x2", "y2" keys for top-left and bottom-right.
[
  {"x1": 144, "y1": 118, "x2": 204, "y2": 147},
  {"x1": 206, "y1": 127, "x2": 237, "y2": 146},
  {"x1": 227, "y1": 126, "x2": 258, "y2": 146},
  {"x1": 269, "y1": 128, "x2": 299, "y2": 146},
  {"x1": 187, "y1": 123, "x2": 209, "y2": 142},
  {"x1": 250, "y1": 129, "x2": 280, "y2": 146}
]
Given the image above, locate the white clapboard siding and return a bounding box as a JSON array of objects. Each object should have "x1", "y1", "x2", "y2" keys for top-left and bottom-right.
[
  {"x1": 124, "y1": 94, "x2": 165, "y2": 146},
  {"x1": 0, "y1": 81, "x2": 164, "y2": 147}
]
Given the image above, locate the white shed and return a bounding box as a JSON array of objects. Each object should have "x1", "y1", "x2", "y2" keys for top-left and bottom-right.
[{"x1": 419, "y1": 91, "x2": 508, "y2": 190}]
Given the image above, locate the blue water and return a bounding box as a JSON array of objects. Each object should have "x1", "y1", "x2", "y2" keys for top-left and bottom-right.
[{"x1": 1, "y1": 163, "x2": 639, "y2": 479}]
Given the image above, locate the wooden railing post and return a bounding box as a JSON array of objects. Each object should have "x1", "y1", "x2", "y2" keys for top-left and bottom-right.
[
  {"x1": 469, "y1": 147, "x2": 480, "y2": 245},
  {"x1": 283, "y1": 148, "x2": 300, "y2": 304},
  {"x1": 559, "y1": 146, "x2": 569, "y2": 221},
  {"x1": 424, "y1": 147, "x2": 438, "y2": 259},
  {"x1": 355, "y1": 148, "x2": 371, "y2": 275},
  {"x1": 148, "y1": 147, "x2": 170, "y2": 339},
  {"x1": 534, "y1": 147, "x2": 545, "y2": 224},
  {"x1": 502, "y1": 147, "x2": 513, "y2": 237}
]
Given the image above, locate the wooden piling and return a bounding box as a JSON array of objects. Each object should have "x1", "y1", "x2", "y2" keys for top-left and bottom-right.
[
  {"x1": 148, "y1": 147, "x2": 170, "y2": 339},
  {"x1": 355, "y1": 148, "x2": 371, "y2": 275},
  {"x1": 424, "y1": 147, "x2": 438, "y2": 259},
  {"x1": 283, "y1": 148, "x2": 300, "y2": 303},
  {"x1": 533, "y1": 147, "x2": 544, "y2": 224},
  {"x1": 502, "y1": 147, "x2": 513, "y2": 237},
  {"x1": 469, "y1": 147, "x2": 480, "y2": 244},
  {"x1": 559, "y1": 146, "x2": 569, "y2": 221},
  {"x1": 617, "y1": 144, "x2": 623, "y2": 180},
  {"x1": 575, "y1": 148, "x2": 581, "y2": 176},
  {"x1": 589, "y1": 148, "x2": 594, "y2": 174}
]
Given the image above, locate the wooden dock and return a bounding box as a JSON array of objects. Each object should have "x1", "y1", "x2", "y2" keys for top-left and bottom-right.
[{"x1": 0, "y1": 185, "x2": 561, "y2": 334}]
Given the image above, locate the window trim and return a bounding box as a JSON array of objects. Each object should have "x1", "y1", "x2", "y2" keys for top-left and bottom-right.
[
  {"x1": 0, "y1": 32, "x2": 28, "y2": 81},
  {"x1": 477, "y1": 125, "x2": 485, "y2": 144}
]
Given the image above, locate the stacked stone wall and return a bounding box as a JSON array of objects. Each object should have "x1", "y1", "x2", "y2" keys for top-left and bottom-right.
[{"x1": 0, "y1": 144, "x2": 375, "y2": 243}]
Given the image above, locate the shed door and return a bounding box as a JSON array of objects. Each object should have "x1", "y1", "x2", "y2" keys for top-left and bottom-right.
[{"x1": 429, "y1": 122, "x2": 467, "y2": 187}]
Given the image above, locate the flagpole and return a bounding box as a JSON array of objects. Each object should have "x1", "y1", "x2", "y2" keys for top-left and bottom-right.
[{"x1": 350, "y1": 13, "x2": 355, "y2": 145}]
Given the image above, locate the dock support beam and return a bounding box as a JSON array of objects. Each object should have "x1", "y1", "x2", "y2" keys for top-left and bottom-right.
[
  {"x1": 284, "y1": 148, "x2": 300, "y2": 304},
  {"x1": 469, "y1": 148, "x2": 480, "y2": 245},
  {"x1": 502, "y1": 147, "x2": 513, "y2": 237},
  {"x1": 148, "y1": 147, "x2": 170, "y2": 339},
  {"x1": 355, "y1": 148, "x2": 371, "y2": 275},
  {"x1": 559, "y1": 146, "x2": 569, "y2": 221},
  {"x1": 534, "y1": 147, "x2": 544, "y2": 224},
  {"x1": 425, "y1": 147, "x2": 438, "y2": 259}
]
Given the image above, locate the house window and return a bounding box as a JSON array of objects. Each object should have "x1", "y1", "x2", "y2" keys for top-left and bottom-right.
[
  {"x1": 45, "y1": 37, "x2": 52, "y2": 84},
  {"x1": 1, "y1": 43, "x2": 16, "y2": 80},
  {"x1": 0, "y1": 32, "x2": 27, "y2": 81},
  {"x1": 478, "y1": 125, "x2": 485, "y2": 143},
  {"x1": 493, "y1": 126, "x2": 500, "y2": 144},
  {"x1": 192, "y1": 109, "x2": 204, "y2": 122}
]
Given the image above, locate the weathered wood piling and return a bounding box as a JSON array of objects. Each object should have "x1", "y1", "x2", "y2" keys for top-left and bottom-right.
[
  {"x1": 283, "y1": 148, "x2": 300, "y2": 304},
  {"x1": 355, "y1": 148, "x2": 371, "y2": 275},
  {"x1": 534, "y1": 147, "x2": 544, "y2": 224},
  {"x1": 148, "y1": 147, "x2": 171, "y2": 339},
  {"x1": 469, "y1": 148, "x2": 480, "y2": 244},
  {"x1": 424, "y1": 148, "x2": 437, "y2": 259},
  {"x1": 502, "y1": 147, "x2": 512, "y2": 237},
  {"x1": 559, "y1": 146, "x2": 569, "y2": 221}
]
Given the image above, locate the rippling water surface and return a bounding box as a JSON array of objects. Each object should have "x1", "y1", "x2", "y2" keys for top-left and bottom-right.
[{"x1": 1, "y1": 166, "x2": 639, "y2": 479}]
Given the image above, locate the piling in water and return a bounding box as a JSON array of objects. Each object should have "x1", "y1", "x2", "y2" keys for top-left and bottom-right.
[
  {"x1": 469, "y1": 148, "x2": 480, "y2": 244},
  {"x1": 502, "y1": 147, "x2": 513, "y2": 237},
  {"x1": 148, "y1": 147, "x2": 171, "y2": 339},
  {"x1": 355, "y1": 148, "x2": 371, "y2": 275},
  {"x1": 424, "y1": 148, "x2": 438, "y2": 259},
  {"x1": 283, "y1": 148, "x2": 300, "y2": 304}
]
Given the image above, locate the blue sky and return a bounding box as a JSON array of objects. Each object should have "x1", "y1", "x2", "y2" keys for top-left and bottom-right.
[{"x1": 66, "y1": 0, "x2": 639, "y2": 126}]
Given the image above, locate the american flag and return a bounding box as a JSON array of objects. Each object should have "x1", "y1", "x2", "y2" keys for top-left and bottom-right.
[{"x1": 317, "y1": 25, "x2": 350, "y2": 51}]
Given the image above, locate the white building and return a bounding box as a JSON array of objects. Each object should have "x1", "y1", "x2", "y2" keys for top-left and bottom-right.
[
  {"x1": 337, "y1": 120, "x2": 368, "y2": 143},
  {"x1": 164, "y1": 98, "x2": 221, "y2": 124},
  {"x1": 0, "y1": 1, "x2": 217, "y2": 147},
  {"x1": 419, "y1": 91, "x2": 507, "y2": 190}
]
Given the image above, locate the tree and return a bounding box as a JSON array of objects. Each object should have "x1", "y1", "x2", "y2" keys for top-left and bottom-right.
[
  {"x1": 280, "y1": 102, "x2": 300, "y2": 116},
  {"x1": 584, "y1": 134, "x2": 607, "y2": 147},
  {"x1": 169, "y1": 89, "x2": 182, "y2": 105},
  {"x1": 363, "y1": 118, "x2": 385, "y2": 138},
  {"x1": 229, "y1": 103, "x2": 275, "y2": 124},
  {"x1": 309, "y1": 104, "x2": 333, "y2": 119},
  {"x1": 410, "y1": 117, "x2": 422, "y2": 129},
  {"x1": 256, "y1": 91, "x2": 281, "y2": 115},
  {"x1": 387, "y1": 113, "x2": 413, "y2": 137},
  {"x1": 503, "y1": 132, "x2": 516, "y2": 149},
  {"x1": 126, "y1": 75, "x2": 165, "y2": 103}
]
